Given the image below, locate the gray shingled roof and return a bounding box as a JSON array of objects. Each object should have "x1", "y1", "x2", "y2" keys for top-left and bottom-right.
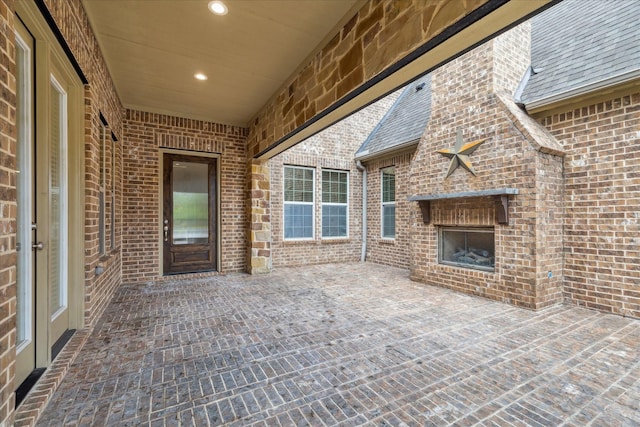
[
  {"x1": 520, "y1": 0, "x2": 640, "y2": 107},
  {"x1": 355, "y1": 75, "x2": 431, "y2": 159}
]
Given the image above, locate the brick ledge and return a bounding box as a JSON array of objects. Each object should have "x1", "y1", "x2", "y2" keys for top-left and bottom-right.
[{"x1": 14, "y1": 329, "x2": 92, "y2": 427}]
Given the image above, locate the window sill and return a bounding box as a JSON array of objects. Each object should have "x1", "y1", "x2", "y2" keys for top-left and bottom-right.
[
  {"x1": 379, "y1": 238, "x2": 396, "y2": 244},
  {"x1": 282, "y1": 238, "x2": 352, "y2": 246},
  {"x1": 98, "y1": 246, "x2": 120, "y2": 262},
  {"x1": 283, "y1": 239, "x2": 316, "y2": 246},
  {"x1": 321, "y1": 238, "x2": 351, "y2": 244},
  {"x1": 97, "y1": 247, "x2": 121, "y2": 276}
]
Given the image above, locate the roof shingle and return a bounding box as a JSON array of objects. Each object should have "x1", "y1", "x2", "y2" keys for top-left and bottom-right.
[
  {"x1": 355, "y1": 75, "x2": 431, "y2": 159},
  {"x1": 520, "y1": 0, "x2": 640, "y2": 106}
]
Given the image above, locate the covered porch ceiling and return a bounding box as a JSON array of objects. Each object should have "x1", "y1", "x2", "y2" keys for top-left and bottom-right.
[
  {"x1": 82, "y1": 0, "x2": 364, "y2": 126},
  {"x1": 83, "y1": 0, "x2": 557, "y2": 158}
]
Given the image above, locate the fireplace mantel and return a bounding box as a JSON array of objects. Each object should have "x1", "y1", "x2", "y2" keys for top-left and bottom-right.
[{"x1": 408, "y1": 188, "x2": 519, "y2": 224}]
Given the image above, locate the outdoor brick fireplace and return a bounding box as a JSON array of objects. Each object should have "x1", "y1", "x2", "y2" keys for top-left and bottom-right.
[
  {"x1": 407, "y1": 24, "x2": 565, "y2": 309},
  {"x1": 410, "y1": 188, "x2": 518, "y2": 274}
]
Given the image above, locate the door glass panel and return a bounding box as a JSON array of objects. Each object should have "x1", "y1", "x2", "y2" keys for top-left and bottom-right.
[
  {"x1": 172, "y1": 161, "x2": 209, "y2": 245},
  {"x1": 16, "y1": 32, "x2": 32, "y2": 349},
  {"x1": 49, "y1": 76, "x2": 68, "y2": 318}
]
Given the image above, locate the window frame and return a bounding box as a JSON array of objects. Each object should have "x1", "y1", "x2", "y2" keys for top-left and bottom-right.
[
  {"x1": 381, "y1": 167, "x2": 396, "y2": 239},
  {"x1": 98, "y1": 117, "x2": 118, "y2": 255},
  {"x1": 110, "y1": 131, "x2": 117, "y2": 251},
  {"x1": 98, "y1": 120, "x2": 108, "y2": 256},
  {"x1": 321, "y1": 169, "x2": 349, "y2": 239},
  {"x1": 283, "y1": 165, "x2": 315, "y2": 241}
]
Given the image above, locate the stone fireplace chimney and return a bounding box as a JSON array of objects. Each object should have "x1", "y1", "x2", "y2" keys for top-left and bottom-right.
[{"x1": 408, "y1": 23, "x2": 566, "y2": 310}]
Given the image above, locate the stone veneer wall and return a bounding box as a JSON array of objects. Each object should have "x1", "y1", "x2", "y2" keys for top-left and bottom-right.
[
  {"x1": 539, "y1": 92, "x2": 640, "y2": 318},
  {"x1": 364, "y1": 152, "x2": 414, "y2": 269},
  {"x1": 247, "y1": 0, "x2": 491, "y2": 157},
  {"x1": 409, "y1": 24, "x2": 565, "y2": 309},
  {"x1": 269, "y1": 95, "x2": 397, "y2": 267},
  {"x1": 247, "y1": 160, "x2": 271, "y2": 274},
  {"x1": 122, "y1": 110, "x2": 248, "y2": 282}
]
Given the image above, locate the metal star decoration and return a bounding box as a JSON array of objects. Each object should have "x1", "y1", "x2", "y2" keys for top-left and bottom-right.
[{"x1": 437, "y1": 129, "x2": 486, "y2": 178}]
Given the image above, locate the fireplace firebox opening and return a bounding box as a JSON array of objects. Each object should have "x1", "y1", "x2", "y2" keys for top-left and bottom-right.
[{"x1": 439, "y1": 227, "x2": 495, "y2": 271}]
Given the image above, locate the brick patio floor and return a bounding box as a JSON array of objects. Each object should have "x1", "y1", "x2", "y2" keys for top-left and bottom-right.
[{"x1": 36, "y1": 263, "x2": 639, "y2": 426}]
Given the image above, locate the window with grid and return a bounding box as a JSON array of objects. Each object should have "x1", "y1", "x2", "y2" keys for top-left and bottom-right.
[
  {"x1": 284, "y1": 166, "x2": 314, "y2": 239},
  {"x1": 321, "y1": 170, "x2": 348, "y2": 238},
  {"x1": 381, "y1": 167, "x2": 395, "y2": 239}
]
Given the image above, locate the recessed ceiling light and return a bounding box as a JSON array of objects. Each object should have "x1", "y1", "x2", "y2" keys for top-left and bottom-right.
[
  {"x1": 194, "y1": 73, "x2": 208, "y2": 81},
  {"x1": 208, "y1": 1, "x2": 228, "y2": 15}
]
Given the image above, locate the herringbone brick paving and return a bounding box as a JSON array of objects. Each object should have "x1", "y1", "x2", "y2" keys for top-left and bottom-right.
[{"x1": 36, "y1": 263, "x2": 639, "y2": 426}]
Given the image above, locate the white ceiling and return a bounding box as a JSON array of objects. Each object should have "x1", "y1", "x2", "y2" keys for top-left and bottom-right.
[{"x1": 82, "y1": 0, "x2": 361, "y2": 126}]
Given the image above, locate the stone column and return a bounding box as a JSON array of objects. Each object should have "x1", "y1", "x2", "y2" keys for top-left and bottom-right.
[{"x1": 246, "y1": 159, "x2": 271, "y2": 274}]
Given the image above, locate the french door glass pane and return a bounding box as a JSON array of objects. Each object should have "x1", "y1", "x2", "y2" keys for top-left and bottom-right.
[
  {"x1": 16, "y1": 34, "x2": 32, "y2": 347},
  {"x1": 172, "y1": 161, "x2": 209, "y2": 245},
  {"x1": 49, "y1": 76, "x2": 68, "y2": 318}
]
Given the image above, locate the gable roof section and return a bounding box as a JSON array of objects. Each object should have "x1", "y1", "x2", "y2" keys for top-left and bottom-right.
[
  {"x1": 355, "y1": 75, "x2": 431, "y2": 161},
  {"x1": 520, "y1": 0, "x2": 640, "y2": 109}
]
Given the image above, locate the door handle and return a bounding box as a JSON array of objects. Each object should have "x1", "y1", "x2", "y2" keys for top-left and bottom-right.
[
  {"x1": 32, "y1": 241, "x2": 44, "y2": 250},
  {"x1": 163, "y1": 219, "x2": 169, "y2": 242}
]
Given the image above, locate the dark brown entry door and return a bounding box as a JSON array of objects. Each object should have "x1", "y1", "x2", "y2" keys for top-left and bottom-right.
[{"x1": 163, "y1": 153, "x2": 217, "y2": 274}]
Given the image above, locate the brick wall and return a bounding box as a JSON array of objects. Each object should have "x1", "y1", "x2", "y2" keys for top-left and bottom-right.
[
  {"x1": 539, "y1": 92, "x2": 640, "y2": 318},
  {"x1": 271, "y1": 155, "x2": 359, "y2": 267},
  {"x1": 0, "y1": 0, "x2": 17, "y2": 423},
  {"x1": 364, "y1": 152, "x2": 413, "y2": 269},
  {"x1": 408, "y1": 24, "x2": 565, "y2": 309},
  {"x1": 269, "y1": 96, "x2": 396, "y2": 267},
  {"x1": 533, "y1": 150, "x2": 564, "y2": 307},
  {"x1": 122, "y1": 110, "x2": 248, "y2": 282},
  {"x1": 82, "y1": 86, "x2": 124, "y2": 328}
]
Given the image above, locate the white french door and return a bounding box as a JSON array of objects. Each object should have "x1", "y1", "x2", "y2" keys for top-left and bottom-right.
[{"x1": 14, "y1": 3, "x2": 82, "y2": 390}]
